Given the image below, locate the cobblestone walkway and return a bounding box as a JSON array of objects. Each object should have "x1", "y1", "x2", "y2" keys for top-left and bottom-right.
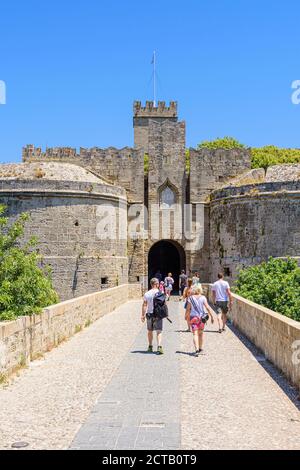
[{"x1": 0, "y1": 300, "x2": 299, "y2": 450}]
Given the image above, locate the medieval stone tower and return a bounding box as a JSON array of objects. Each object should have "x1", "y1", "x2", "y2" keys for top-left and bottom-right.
[
  {"x1": 132, "y1": 101, "x2": 187, "y2": 290},
  {"x1": 0, "y1": 99, "x2": 297, "y2": 300}
]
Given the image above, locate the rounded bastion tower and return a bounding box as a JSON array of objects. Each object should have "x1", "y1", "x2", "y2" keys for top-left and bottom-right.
[{"x1": 0, "y1": 161, "x2": 128, "y2": 300}]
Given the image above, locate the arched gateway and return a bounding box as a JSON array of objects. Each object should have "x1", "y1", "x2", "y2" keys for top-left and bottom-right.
[{"x1": 148, "y1": 240, "x2": 186, "y2": 292}]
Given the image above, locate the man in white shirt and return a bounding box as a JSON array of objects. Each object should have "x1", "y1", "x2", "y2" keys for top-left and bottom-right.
[
  {"x1": 141, "y1": 278, "x2": 164, "y2": 354},
  {"x1": 212, "y1": 273, "x2": 233, "y2": 332}
]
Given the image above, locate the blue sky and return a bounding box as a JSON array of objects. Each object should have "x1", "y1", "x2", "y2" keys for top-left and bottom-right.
[{"x1": 0, "y1": 0, "x2": 300, "y2": 163}]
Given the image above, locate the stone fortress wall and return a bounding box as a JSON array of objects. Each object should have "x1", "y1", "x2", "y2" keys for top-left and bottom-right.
[
  {"x1": 22, "y1": 145, "x2": 144, "y2": 203},
  {"x1": 209, "y1": 179, "x2": 300, "y2": 280},
  {"x1": 0, "y1": 162, "x2": 128, "y2": 300},
  {"x1": 1, "y1": 101, "x2": 299, "y2": 297}
]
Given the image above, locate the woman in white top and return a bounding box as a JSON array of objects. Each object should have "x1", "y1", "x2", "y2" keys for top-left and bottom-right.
[
  {"x1": 186, "y1": 284, "x2": 215, "y2": 356},
  {"x1": 164, "y1": 272, "x2": 174, "y2": 300}
]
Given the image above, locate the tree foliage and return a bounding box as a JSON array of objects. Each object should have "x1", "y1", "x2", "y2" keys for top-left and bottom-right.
[
  {"x1": 234, "y1": 258, "x2": 300, "y2": 321},
  {"x1": 0, "y1": 205, "x2": 59, "y2": 321},
  {"x1": 251, "y1": 145, "x2": 300, "y2": 170}
]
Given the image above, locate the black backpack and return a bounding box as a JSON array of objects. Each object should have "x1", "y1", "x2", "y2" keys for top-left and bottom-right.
[{"x1": 153, "y1": 292, "x2": 169, "y2": 320}]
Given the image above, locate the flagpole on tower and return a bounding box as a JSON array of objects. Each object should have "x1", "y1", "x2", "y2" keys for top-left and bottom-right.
[{"x1": 152, "y1": 50, "x2": 156, "y2": 106}]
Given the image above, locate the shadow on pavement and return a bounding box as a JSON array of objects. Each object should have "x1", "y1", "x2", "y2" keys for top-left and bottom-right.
[
  {"x1": 204, "y1": 329, "x2": 222, "y2": 334},
  {"x1": 228, "y1": 322, "x2": 300, "y2": 410},
  {"x1": 130, "y1": 350, "x2": 152, "y2": 355},
  {"x1": 175, "y1": 350, "x2": 198, "y2": 357}
]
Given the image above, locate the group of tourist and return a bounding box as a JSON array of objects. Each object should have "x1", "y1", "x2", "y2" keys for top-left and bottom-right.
[
  {"x1": 153, "y1": 269, "x2": 201, "y2": 301},
  {"x1": 141, "y1": 271, "x2": 232, "y2": 356}
]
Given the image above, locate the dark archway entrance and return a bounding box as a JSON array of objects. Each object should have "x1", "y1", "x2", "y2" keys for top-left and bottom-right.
[{"x1": 148, "y1": 240, "x2": 186, "y2": 292}]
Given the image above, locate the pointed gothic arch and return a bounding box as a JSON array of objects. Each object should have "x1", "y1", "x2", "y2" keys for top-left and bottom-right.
[{"x1": 158, "y1": 178, "x2": 178, "y2": 208}]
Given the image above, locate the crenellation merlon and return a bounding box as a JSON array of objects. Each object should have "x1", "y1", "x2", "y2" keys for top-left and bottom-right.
[
  {"x1": 22, "y1": 145, "x2": 139, "y2": 162},
  {"x1": 133, "y1": 100, "x2": 177, "y2": 118}
]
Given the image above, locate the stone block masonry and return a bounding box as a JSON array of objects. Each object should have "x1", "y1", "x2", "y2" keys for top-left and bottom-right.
[
  {"x1": 0, "y1": 284, "x2": 142, "y2": 380},
  {"x1": 209, "y1": 181, "x2": 300, "y2": 281},
  {"x1": 0, "y1": 177, "x2": 128, "y2": 300},
  {"x1": 189, "y1": 148, "x2": 252, "y2": 202},
  {"x1": 22, "y1": 146, "x2": 144, "y2": 203}
]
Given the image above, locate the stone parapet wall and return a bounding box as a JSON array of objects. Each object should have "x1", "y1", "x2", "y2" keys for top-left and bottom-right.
[
  {"x1": 133, "y1": 100, "x2": 177, "y2": 118},
  {"x1": 0, "y1": 178, "x2": 126, "y2": 200},
  {"x1": 204, "y1": 284, "x2": 300, "y2": 391},
  {"x1": 211, "y1": 180, "x2": 300, "y2": 201},
  {"x1": 0, "y1": 284, "x2": 142, "y2": 380},
  {"x1": 22, "y1": 146, "x2": 144, "y2": 203}
]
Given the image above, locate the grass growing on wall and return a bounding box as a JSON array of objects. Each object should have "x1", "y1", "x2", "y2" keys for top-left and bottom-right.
[
  {"x1": 144, "y1": 153, "x2": 149, "y2": 174},
  {"x1": 0, "y1": 205, "x2": 59, "y2": 321},
  {"x1": 234, "y1": 257, "x2": 300, "y2": 322}
]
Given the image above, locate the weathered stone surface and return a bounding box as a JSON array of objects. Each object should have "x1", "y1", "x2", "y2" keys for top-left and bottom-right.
[
  {"x1": 0, "y1": 173, "x2": 127, "y2": 300},
  {"x1": 266, "y1": 163, "x2": 300, "y2": 182},
  {"x1": 0, "y1": 161, "x2": 108, "y2": 183},
  {"x1": 189, "y1": 147, "x2": 252, "y2": 202},
  {"x1": 209, "y1": 181, "x2": 300, "y2": 280}
]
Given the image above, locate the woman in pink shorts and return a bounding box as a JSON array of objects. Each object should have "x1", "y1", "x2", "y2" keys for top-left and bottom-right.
[{"x1": 186, "y1": 285, "x2": 215, "y2": 356}]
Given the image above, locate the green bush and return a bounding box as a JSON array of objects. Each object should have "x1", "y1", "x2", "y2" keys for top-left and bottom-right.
[
  {"x1": 251, "y1": 145, "x2": 300, "y2": 170},
  {"x1": 0, "y1": 205, "x2": 59, "y2": 321},
  {"x1": 234, "y1": 258, "x2": 300, "y2": 321},
  {"x1": 197, "y1": 136, "x2": 246, "y2": 150},
  {"x1": 196, "y1": 137, "x2": 300, "y2": 170}
]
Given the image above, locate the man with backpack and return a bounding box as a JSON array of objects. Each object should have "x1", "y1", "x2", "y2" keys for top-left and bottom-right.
[{"x1": 141, "y1": 277, "x2": 168, "y2": 355}]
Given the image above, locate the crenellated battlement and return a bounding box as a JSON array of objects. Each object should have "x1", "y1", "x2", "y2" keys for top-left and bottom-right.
[
  {"x1": 22, "y1": 145, "x2": 139, "y2": 161},
  {"x1": 133, "y1": 100, "x2": 177, "y2": 118},
  {"x1": 22, "y1": 145, "x2": 144, "y2": 202}
]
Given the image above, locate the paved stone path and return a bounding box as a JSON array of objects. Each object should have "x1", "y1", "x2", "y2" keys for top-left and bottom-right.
[
  {"x1": 0, "y1": 301, "x2": 142, "y2": 450},
  {"x1": 0, "y1": 299, "x2": 299, "y2": 450},
  {"x1": 178, "y1": 304, "x2": 300, "y2": 450},
  {"x1": 71, "y1": 303, "x2": 181, "y2": 450}
]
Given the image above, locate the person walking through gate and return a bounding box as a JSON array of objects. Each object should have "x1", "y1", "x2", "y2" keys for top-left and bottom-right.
[
  {"x1": 159, "y1": 280, "x2": 165, "y2": 293},
  {"x1": 192, "y1": 271, "x2": 200, "y2": 286},
  {"x1": 179, "y1": 269, "x2": 188, "y2": 300},
  {"x1": 211, "y1": 273, "x2": 233, "y2": 333},
  {"x1": 141, "y1": 278, "x2": 164, "y2": 355},
  {"x1": 185, "y1": 285, "x2": 215, "y2": 356},
  {"x1": 164, "y1": 272, "x2": 174, "y2": 300}
]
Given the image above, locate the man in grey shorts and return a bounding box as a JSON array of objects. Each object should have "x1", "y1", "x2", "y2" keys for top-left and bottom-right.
[
  {"x1": 141, "y1": 278, "x2": 164, "y2": 355},
  {"x1": 212, "y1": 273, "x2": 233, "y2": 333}
]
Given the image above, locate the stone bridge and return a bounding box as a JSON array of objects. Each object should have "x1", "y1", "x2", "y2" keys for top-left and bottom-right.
[{"x1": 0, "y1": 284, "x2": 299, "y2": 450}]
